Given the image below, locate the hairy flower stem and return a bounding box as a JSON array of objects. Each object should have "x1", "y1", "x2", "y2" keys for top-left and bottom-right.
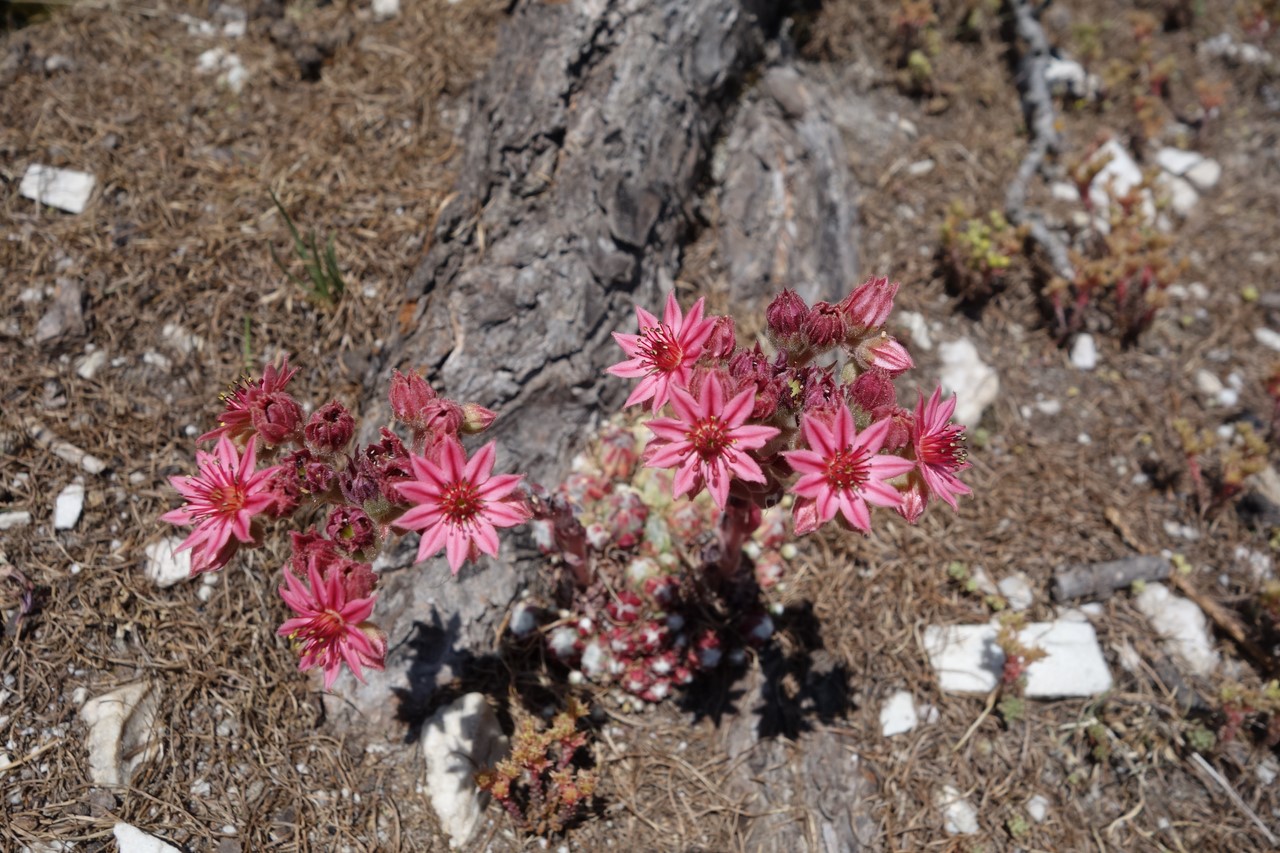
[{"x1": 714, "y1": 497, "x2": 758, "y2": 581}]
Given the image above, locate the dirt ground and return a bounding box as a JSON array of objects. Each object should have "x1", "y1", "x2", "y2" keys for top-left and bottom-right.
[{"x1": 3, "y1": 0, "x2": 1280, "y2": 850}]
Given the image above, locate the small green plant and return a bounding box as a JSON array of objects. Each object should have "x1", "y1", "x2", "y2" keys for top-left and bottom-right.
[
  {"x1": 995, "y1": 613, "x2": 1046, "y2": 724},
  {"x1": 269, "y1": 189, "x2": 346, "y2": 308},
  {"x1": 475, "y1": 697, "x2": 598, "y2": 836},
  {"x1": 1005, "y1": 813, "x2": 1031, "y2": 839},
  {"x1": 939, "y1": 205, "x2": 1024, "y2": 303},
  {"x1": 1173, "y1": 419, "x2": 1269, "y2": 517},
  {"x1": 1184, "y1": 722, "x2": 1217, "y2": 753}
]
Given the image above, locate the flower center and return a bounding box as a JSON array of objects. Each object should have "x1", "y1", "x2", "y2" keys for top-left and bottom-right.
[
  {"x1": 205, "y1": 483, "x2": 246, "y2": 517},
  {"x1": 919, "y1": 426, "x2": 967, "y2": 472},
  {"x1": 824, "y1": 448, "x2": 871, "y2": 491},
  {"x1": 640, "y1": 324, "x2": 683, "y2": 373},
  {"x1": 690, "y1": 417, "x2": 730, "y2": 460},
  {"x1": 441, "y1": 480, "x2": 483, "y2": 525}
]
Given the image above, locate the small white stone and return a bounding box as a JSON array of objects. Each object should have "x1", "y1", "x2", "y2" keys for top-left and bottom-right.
[
  {"x1": 1194, "y1": 369, "x2": 1224, "y2": 397},
  {"x1": 1034, "y1": 398, "x2": 1061, "y2": 416},
  {"x1": 54, "y1": 480, "x2": 85, "y2": 530},
  {"x1": 879, "y1": 690, "x2": 918, "y2": 737},
  {"x1": 1077, "y1": 432, "x2": 1092, "y2": 445},
  {"x1": 190, "y1": 779, "x2": 212, "y2": 797},
  {"x1": 1158, "y1": 174, "x2": 1199, "y2": 218},
  {"x1": 907, "y1": 159, "x2": 936, "y2": 177},
  {"x1": 1155, "y1": 147, "x2": 1203, "y2": 176},
  {"x1": 112, "y1": 823, "x2": 181, "y2": 853},
  {"x1": 1185, "y1": 159, "x2": 1221, "y2": 191},
  {"x1": 936, "y1": 785, "x2": 979, "y2": 835},
  {"x1": 1026, "y1": 794, "x2": 1050, "y2": 823},
  {"x1": 1050, "y1": 182, "x2": 1079, "y2": 202},
  {"x1": 997, "y1": 574, "x2": 1034, "y2": 612},
  {"x1": 0, "y1": 511, "x2": 32, "y2": 531},
  {"x1": 1254, "y1": 327, "x2": 1280, "y2": 352},
  {"x1": 509, "y1": 603, "x2": 537, "y2": 637},
  {"x1": 143, "y1": 537, "x2": 193, "y2": 588},
  {"x1": 423, "y1": 694, "x2": 510, "y2": 848},
  {"x1": 1134, "y1": 583, "x2": 1219, "y2": 676},
  {"x1": 924, "y1": 621, "x2": 1112, "y2": 697},
  {"x1": 19, "y1": 164, "x2": 96, "y2": 214},
  {"x1": 1257, "y1": 757, "x2": 1278, "y2": 786},
  {"x1": 82, "y1": 682, "x2": 162, "y2": 787},
  {"x1": 76, "y1": 349, "x2": 108, "y2": 380},
  {"x1": 1217, "y1": 388, "x2": 1239, "y2": 407},
  {"x1": 1070, "y1": 333, "x2": 1097, "y2": 370},
  {"x1": 1088, "y1": 140, "x2": 1143, "y2": 206},
  {"x1": 1162, "y1": 519, "x2": 1200, "y2": 541},
  {"x1": 938, "y1": 339, "x2": 999, "y2": 427},
  {"x1": 372, "y1": 0, "x2": 401, "y2": 17},
  {"x1": 1233, "y1": 546, "x2": 1273, "y2": 581},
  {"x1": 1044, "y1": 57, "x2": 1088, "y2": 98}
]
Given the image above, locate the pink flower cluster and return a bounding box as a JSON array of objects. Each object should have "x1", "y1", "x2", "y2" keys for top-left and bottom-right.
[
  {"x1": 608, "y1": 281, "x2": 970, "y2": 537},
  {"x1": 162, "y1": 360, "x2": 529, "y2": 690}
]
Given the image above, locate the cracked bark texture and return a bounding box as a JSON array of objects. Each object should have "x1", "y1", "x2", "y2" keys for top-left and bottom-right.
[{"x1": 336, "y1": 0, "x2": 780, "y2": 733}]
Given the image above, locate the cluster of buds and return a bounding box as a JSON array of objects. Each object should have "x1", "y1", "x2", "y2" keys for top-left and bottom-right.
[
  {"x1": 523, "y1": 419, "x2": 791, "y2": 703},
  {"x1": 162, "y1": 359, "x2": 529, "y2": 690}
]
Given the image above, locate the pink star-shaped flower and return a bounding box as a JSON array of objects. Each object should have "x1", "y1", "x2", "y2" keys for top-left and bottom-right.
[
  {"x1": 783, "y1": 408, "x2": 914, "y2": 535},
  {"x1": 608, "y1": 293, "x2": 717, "y2": 412},
  {"x1": 277, "y1": 557, "x2": 385, "y2": 691},
  {"x1": 644, "y1": 374, "x2": 780, "y2": 509},
  {"x1": 161, "y1": 436, "x2": 280, "y2": 575},
  {"x1": 912, "y1": 387, "x2": 971, "y2": 510},
  {"x1": 394, "y1": 439, "x2": 529, "y2": 574}
]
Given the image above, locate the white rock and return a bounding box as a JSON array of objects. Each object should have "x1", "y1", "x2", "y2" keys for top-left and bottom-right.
[
  {"x1": 1034, "y1": 398, "x2": 1062, "y2": 416},
  {"x1": 1255, "y1": 327, "x2": 1280, "y2": 352},
  {"x1": 1184, "y1": 159, "x2": 1221, "y2": 191},
  {"x1": 75, "y1": 349, "x2": 108, "y2": 380},
  {"x1": 1234, "y1": 546, "x2": 1273, "y2": 581},
  {"x1": 1194, "y1": 369, "x2": 1224, "y2": 397},
  {"x1": 422, "y1": 693, "x2": 509, "y2": 848},
  {"x1": 938, "y1": 339, "x2": 999, "y2": 427},
  {"x1": 1158, "y1": 173, "x2": 1199, "y2": 218},
  {"x1": 1088, "y1": 140, "x2": 1143, "y2": 206},
  {"x1": 1134, "y1": 583, "x2": 1219, "y2": 676},
  {"x1": 1069, "y1": 333, "x2": 1097, "y2": 370},
  {"x1": 54, "y1": 480, "x2": 85, "y2": 530},
  {"x1": 1044, "y1": 57, "x2": 1087, "y2": 98},
  {"x1": 1217, "y1": 387, "x2": 1239, "y2": 407},
  {"x1": 1050, "y1": 181, "x2": 1079, "y2": 202},
  {"x1": 1258, "y1": 757, "x2": 1278, "y2": 786},
  {"x1": 1026, "y1": 794, "x2": 1050, "y2": 823},
  {"x1": 907, "y1": 159, "x2": 936, "y2": 177},
  {"x1": 1199, "y1": 32, "x2": 1274, "y2": 67},
  {"x1": 143, "y1": 537, "x2": 193, "y2": 588},
  {"x1": 895, "y1": 310, "x2": 932, "y2": 351},
  {"x1": 936, "y1": 785, "x2": 979, "y2": 835},
  {"x1": 970, "y1": 566, "x2": 1000, "y2": 597},
  {"x1": 997, "y1": 574, "x2": 1034, "y2": 612},
  {"x1": 1162, "y1": 519, "x2": 1200, "y2": 541},
  {"x1": 19, "y1": 165, "x2": 96, "y2": 214},
  {"x1": 80, "y1": 682, "x2": 162, "y2": 787},
  {"x1": 196, "y1": 48, "x2": 249, "y2": 94},
  {"x1": 879, "y1": 690, "x2": 918, "y2": 737},
  {"x1": 924, "y1": 621, "x2": 1112, "y2": 697},
  {"x1": 372, "y1": 0, "x2": 399, "y2": 17},
  {"x1": 0, "y1": 511, "x2": 32, "y2": 531},
  {"x1": 112, "y1": 823, "x2": 181, "y2": 853},
  {"x1": 1156, "y1": 147, "x2": 1203, "y2": 176}
]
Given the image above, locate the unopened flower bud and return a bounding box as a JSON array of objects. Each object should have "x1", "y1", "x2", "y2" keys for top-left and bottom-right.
[
  {"x1": 389, "y1": 369, "x2": 436, "y2": 426},
  {"x1": 841, "y1": 276, "x2": 899, "y2": 332},
  {"x1": 765, "y1": 289, "x2": 808, "y2": 338},
  {"x1": 459, "y1": 402, "x2": 497, "y2": 435},
  {"x1": 304, "y1": 400, "x2": 355, "y2": 454},
  {"x1": 250, "y1": 392, "x2": 303, "y2": 446},
  {"x1": 802, "y1": 301, "x2": 846, "y2": 349},
  {"x1": 858, "y1": 333, "x2": 913, "y2": 376},
  {"x1": 848, "y1": 368, "x2": 897, "y2": 415},
  {"x1": 325, "y1": 506, "x2": 377, "y2": 554},
  {"x1": 897, "y1": 479, "x2": 927, "y2": 524},
  {"x1": 703, "y1": 315, "x2": 737, "y2": 359}
]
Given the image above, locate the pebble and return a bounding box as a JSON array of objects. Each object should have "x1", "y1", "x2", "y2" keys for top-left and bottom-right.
[
  {"x1": 1050, "y1": 181, "x2": 1079, "y2": 202},
  {"x1": 422, "y1": 694, "x2": 510, "y2": 847},
  {"x1": 143, "y1": 537, "x2": 193, "y2": 587},
  {"x1": 1194, "y1": 369, "x2": 1224, "y2": 397},
  {"x1": 1185, "y1": 159, "x2": 1221, "y2": 191},
  {"x1": 997, "y1": 573, "x2": 1034, "y2": 612},
  {"x1": 1199, "y1": 32, "x2": 1274, "y2": 67},
  {"x1": 924, "y1": 620, "x2": 1112, "y2": 697},
  {"x1": 879, "y1": 690, "x2": 918, "y2": 737},
  {"x1": 1258, "y1": 757, "x2": 1278, "y2": 786},
  {"x1": 1162, "y1": 519, "x2": 1200, "y2": 541},
  {"x1": 1069, "y1": 333, "x2": 1097, "y2": 370},
  {"x1": 1134, "y1": 583, "x2": 1219, "y2": 677},
  {"x1": 81, "y1": 682, "x2": 162, "y2": 786},
  {"x1": 1155, "y1": 147, "x2": 1203, "y2": 176},
  {"x1": 76, "y1": 349, "x2": 108, "y2": 380},
  {"x1": 906, "y1": 159, "x2": 936, "y2": 177},
  {"x1": 19, "y1": 164, "x2": 97, "y2": 214},
  {"x1": 54, "y1": 480, "x2": 85, "y2": 530},
  {"x1": 1158, "y1": 173, "x2": 1199, "y2": 218},
  {"x1": 895, "y1": 310, "x2": 933, "y2": 351},
  {"x1": 0, "y1": 511, "x2": 32, "y2": 531},
  {"x1": 937, "y1": 339, "x2": 999, "y2": 427},
  {"x1": 1027, "y1": 794, "x2": 1050, "y2": 823},
  {"x1": 112, "y1": 823, "x2": 180, "y2": 853},
  {"x1": 372, "y1": 0, "x2": 400, "y2": 20},
  {"x1": 936, "y1": 785, "x2": 979, "y2": 835}
]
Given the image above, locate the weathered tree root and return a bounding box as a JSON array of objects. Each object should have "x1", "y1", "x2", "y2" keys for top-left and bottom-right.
[{"x1": 1004, "y1": 0, "x2": 1075, "y2": 283}]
